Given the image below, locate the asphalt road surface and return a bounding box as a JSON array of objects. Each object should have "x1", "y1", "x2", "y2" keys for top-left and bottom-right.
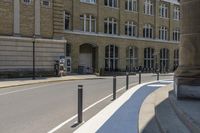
[{"x1": 0, "y1": 73, "x2": 173, "y2": 133}]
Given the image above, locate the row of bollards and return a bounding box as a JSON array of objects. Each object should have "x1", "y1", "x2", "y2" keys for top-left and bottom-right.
[{"x1": 77, "y1": 71, "x2": 160, "y2": 124}]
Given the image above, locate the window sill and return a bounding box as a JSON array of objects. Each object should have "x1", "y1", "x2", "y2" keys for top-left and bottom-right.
[
  {"x1": 104, "y1": 6, "x2": 119, "y2": 10},
  {"x1": 143, "y1": 13, "x2": 154, "y2": 17},
  {"x1": 124, "y1": 10, "x2": 138, "y2": 13},
  {"x1": 80, "y1": 2, "x2": 96, "y2": 5},
  {"x1": 159, "y1": 17, "x2": 169, "y2": 20}
]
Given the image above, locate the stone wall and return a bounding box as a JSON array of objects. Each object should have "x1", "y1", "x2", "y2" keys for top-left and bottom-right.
[{"x1": 0, "y1": 36, "x2": 66, "y2": 78}]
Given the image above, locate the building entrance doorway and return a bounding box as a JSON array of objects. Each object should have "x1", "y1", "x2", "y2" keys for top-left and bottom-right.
[{"x1": 79, "y1": 43, "x2": 97, "y2": 74}]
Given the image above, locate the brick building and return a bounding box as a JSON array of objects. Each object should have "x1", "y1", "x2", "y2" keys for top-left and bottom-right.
[{"x1": 0, "y1": 0, "x2": 180, "y2": 77}]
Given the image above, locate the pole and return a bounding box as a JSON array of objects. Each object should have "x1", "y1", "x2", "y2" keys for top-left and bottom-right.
[
  {"x1": 113, "y1": 75, "x2": 116, "y2": 100},
  {"x1": 32, "y1": 39, "x2": 35, "y2": 80},
  {"x1": 78, "y1": 85, "x2": 83, "y2": 123},
  {"x1": 126, "y1": 72, "x2": 129, "y2": 90},
  {"x1": 157, "y1": 70, "x2": 159, "y2": 81},
  {"x1": 139, "y1": 70, "x2": 141, "y2": 84}
]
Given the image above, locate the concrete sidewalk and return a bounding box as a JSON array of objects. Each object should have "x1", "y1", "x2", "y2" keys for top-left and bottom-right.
[
  {"x1": 0, "y1": 75, "x2": 102, "y2": 89},
  {"x1": 74, "y1": 80, "x2": 173, "y2": 133}
]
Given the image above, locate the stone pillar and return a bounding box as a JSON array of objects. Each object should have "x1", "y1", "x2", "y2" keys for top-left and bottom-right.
[
  {"x1": 35, "y1": 0, "x2": 40, "y2": 36},
  {"x1": 14, "y1": 0, "x2": 20, "y2": 35},
  {"x1": 174, "y1": 0, "x2": 200, "y2": 99}
]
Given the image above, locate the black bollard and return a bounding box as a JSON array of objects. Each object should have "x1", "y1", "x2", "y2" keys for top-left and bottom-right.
[
  {"x1": 113, "y1": 75, "x2": 116, "y2": 100},
  {"x1": 78, "y1": 85, "x2": 83, "y2": 123},
  {"x1": 139, "y1": 70, "x2": 141, "y2": 84},
  {"x1": 126, "y1": 72, "x2": 129, "y2": 90},
  {"x1": 157, "y1": 70, "x2": 160, "y2": 81}
]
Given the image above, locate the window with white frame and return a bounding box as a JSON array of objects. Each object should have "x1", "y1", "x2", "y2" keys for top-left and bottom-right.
[
  {"x1": 64, "y1": 11, "x2": 71, "y2": 30},
  {"x1": 173, "y1": 28, "x2": 180, "y2": 41},
  {"x1": 80, "y1": 0, "x2": 96, "y2": 4},
  {"x1": 144, "y1": 0, "x2": 153, "y2": 15},
  {"x1": 41, "y1": 0, "x2": 51, "y2": 7},
  {"x1": 159, "y1": 26, "x2": 168, "y2": 40},
  {"x1": 160, "y1": 3, "x2": 168, "y2": 18},
  {"x1": 144, "y1": 47, "x2": 154, "y2": 69},
  {"x1": 125, "y1": 0, "x2": 137, "y2": 12},
  {"x1": 126, "y1": 46, "x2": 138, "y2": 71},
  {"x1": 174, "y1": 49, "x2": 179, "y2": 70},
  {"x1": 104, "y1": 17, "x2": 117, "y2": 35},
  {"x1": 125, "y1": 21, "x2": 137, "y2": 37},
  {"x1": 23, "y1": 0, "x2": 32, "y2": 5},
  {"x1": 160, "y1": 48, "x2": 169, "y2": 72},
  {"x1": 173, "y1": 6, "x2": 180, "y2": 20},
  {"x1": 143, "y1": 24, "x2": 153, "y2": 38},
  {"x1": 105, "y1": 45, "x2": 118, "y2": 71},
  {"x1": 80, "y1": 14, "x2": 96, "y2": 32},
  {"x1": 104, "y1": 0, "x2": 118, "y2": 8}
]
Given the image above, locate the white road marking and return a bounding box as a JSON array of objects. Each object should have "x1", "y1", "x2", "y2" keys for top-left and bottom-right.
[
  {"x1": 47, "y1": 83, "x2": 137, "y2": 133},
  {"x1": 0, "y1": 82, "x2": 64, "y2": 96},
  {"x1": 147, "y1": 84, "x2": 167, "y2": 87}
]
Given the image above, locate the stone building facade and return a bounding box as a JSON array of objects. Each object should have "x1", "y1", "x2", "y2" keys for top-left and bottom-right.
[{"x1": 0, "y1": 0, "x2": 180, "y2": 77}]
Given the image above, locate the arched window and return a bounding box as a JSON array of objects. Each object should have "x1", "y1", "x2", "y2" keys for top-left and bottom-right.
[
  {"x1": 143, "y1": 24, "x2": 153, "y2": 38},
  {"x1": 64, "y1": 11, "x2": 71, "y2": 30},
  {"x1": 144, "y1": 0, "x2": 153, "y2": 15},
  {"x1": 105, "y1": 45, "x2": 118, "y2": 71},
  {"x1": 104, "y1": 17, "x2": 117, "y2": 35},
  {"x1": 160, "y1": 3, "x2": 168, "y2": 18},
  {"x1": 104, "y1": 0, "x2": 118, "y2": 8},
  {"x1": 173, "y1": 28, "x2": 180, "y2": 41},
  {"x1": 80, "y1": 14, "x2": 96, "y2": 32},
  {"x1": 160, "y1": 48, "x2": 169, "y2": 72},
  {"x1": 159, "y1": 26, "x2": 168, "y2": 40},
  {"x1": 125, "y1": 0, "x2": 137, "y2": 11},
  {"x1": 173, "y1": 6, "x2": 180, "y2": 20},
  {"x1": 126, "y1": 46, "x2": 138, "y2": 71},
  {"x1": 125, "y1": 21, "x2": 137, "y2": 37},
  {"x1": 174, "y1": 49, "x2": 179, "y2": 70},
  {"x1": 144, "y1": 48, "x2": 154, "y2": 69}
]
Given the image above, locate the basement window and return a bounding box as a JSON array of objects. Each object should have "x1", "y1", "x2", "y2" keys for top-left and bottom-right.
[
  {"x1": 41, "y1": 0, "x2": 51, "y2": 7},
  {"x1": 22, "y1": 0, "x2": 32, "y2": 5}
]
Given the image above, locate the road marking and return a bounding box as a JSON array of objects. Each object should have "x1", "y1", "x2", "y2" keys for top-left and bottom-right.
[
  {"x1": 147, "y1": 84, "x2": 167, "y2": 87},
  {"x1": 47, "y1": 83, "x2": 137, "y2": 133},
  {"x1": 0, "y1": 82, "x2": 64, "y2": 96}
]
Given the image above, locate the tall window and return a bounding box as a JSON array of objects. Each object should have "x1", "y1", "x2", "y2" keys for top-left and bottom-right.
[
  {"x1": 160, "y1": 3, "x2": 168, "y2": 18},
  {"x1": 173, "y1": 6, "x2": 180, "y2": 20},
  {"x1": 64, "y1": 12, "x2": 70, "y2": 30},
  {"x1": 144, "y1": 0, "x2": 153, "y2": 15},
  {"x1": 126, "y1": 46, "x2": 138, "y2": 71},
  {"x1": 125, "y1": 21, "x2": 137, "y2": 37},
  {"x1": 159, "y1": 26, "x2": 168, "y2": 40},
  {"x1": 104, "y1": 0, "x2": 118, "y2": 8},
  {"x1": 125, "y1": 0, "x2": 137, "y2": 12},
  {"x1": 65, "y1": 43, "x2": 71, "y2": 57},
  {"x1": 80, "y1": 0, "x2": 96, "y2": 4},
  {"x1": 143, "y1": 24, "x2": 153, "y2": 38},
  {"x1": 173, "y1": 28, "x2": 180, "y2": 41},
  {"x1": 174, "y1": 49, "x2": 179, "y2": 70},
  {"x1": 80, "y1": 14, "x2": 96, "y2": 32},
  {"x1": 144, "y1": 48, "x2": 154, "y2": 69},
  {"x1": 160, "y1": 48, "x2": 169, "y2": 72},
  {"x1": 105, "y1": 45, "x2": 118, "y2": 71},
  {"x1": 104, "y1": 18, "x2": 117, "y2": 35}
]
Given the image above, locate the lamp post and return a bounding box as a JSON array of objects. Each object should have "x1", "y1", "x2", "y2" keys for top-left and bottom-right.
[{"x1": 32, "y1": 35, "x2": 36, "y2": 80}]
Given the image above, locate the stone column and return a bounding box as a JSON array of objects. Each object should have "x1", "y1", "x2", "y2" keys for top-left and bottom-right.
[
  {"x1": 174, "y1": 0, "x2": 200, "y2": 99},
  {"x1": 14, "y1": 0, "x2": 20, "y2": 35}
]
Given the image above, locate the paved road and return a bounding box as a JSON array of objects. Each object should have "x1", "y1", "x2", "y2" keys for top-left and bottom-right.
[{"x1": 0, "y1": 74, "x2": 173, "y2": 133}]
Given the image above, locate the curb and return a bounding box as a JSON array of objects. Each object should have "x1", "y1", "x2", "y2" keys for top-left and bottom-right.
[{"x1": 0, "y1": 77, "x2": 104, "y2": 89}]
